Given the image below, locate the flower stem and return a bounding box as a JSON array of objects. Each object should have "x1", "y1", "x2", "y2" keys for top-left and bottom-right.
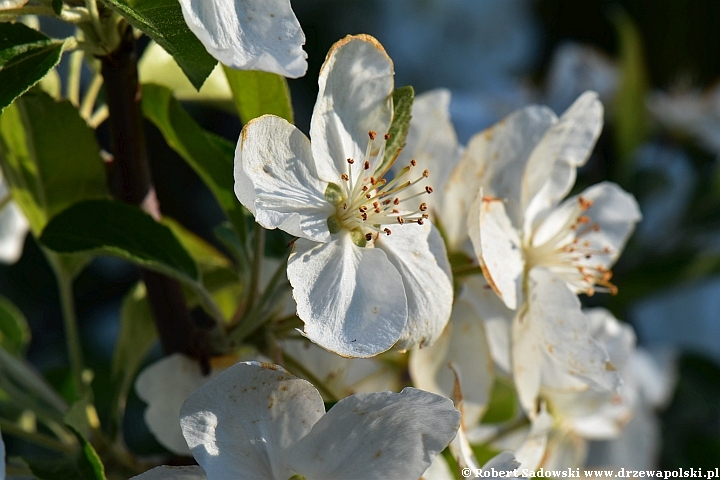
[
  {"x1": 79, "y1": 71, "x2": 103, "y2": 121},
  {"x1": 246, "y1": 224, "x2": 266, "y2": 312},
  {"x1": 0, "y1": 418, "x2": 75, "y2": 454},
  {"x1": 451, "y1": 263, "x2": 484, "y2": 277},
  {"x1": 67, "y1": 48, "x2": 84, "y2": 107}
]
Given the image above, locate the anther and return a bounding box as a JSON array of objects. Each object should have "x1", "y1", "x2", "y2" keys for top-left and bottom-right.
[
  {"x1": 419, "y1": 202, "x2": 427, "y2": 211},
  {"x1": 422, "y1": 169, "x2": 429, "y2": 178},
  {"x1": 384, "y1": 133, "x2": 390, "y2": 140},
  {"x1": 384, "y1": 228, "x2": 392, "y2": 235},
  {"x1": 578, "y1": 196, "x2": 593, "y2": 211},
  {"x1": 365, "y1": 233, "x2": 373, "y2": 241},
  {"x1": 341, "y1": 174, "x2": 349, "y2": 181},
  {"x1": 425, "y1": 186, "x2": 433, "y2": 194},
  {"x1": 411, "y1": 159, "x2": 417, "y2": 167},
  {"x1": 369, "y1": 131, "x2": 377, "y2": 140},
  {"x1": 347, "y1": 158, "x2": 354, "y2": 164},
  {"x1": 364, "y1": 160, "x2": 370, "y2": 170},
  {"x1": 397, "y1": 217, "x2": 405, "y2": 224},
  {"x1": 417, "y1": 218, "x2": 424, "y2": 225},
  {"x1": 393, "y1": 198, "x2": 400, "y2": 205},
  {"x1": 370, "y1": 177, "x2": 376, "y2": 184}
]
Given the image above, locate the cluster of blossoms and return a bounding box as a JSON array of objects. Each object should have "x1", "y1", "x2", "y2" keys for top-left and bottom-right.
[{"x1": 0, "y1": 0, "x2": 669, "y2": 478}]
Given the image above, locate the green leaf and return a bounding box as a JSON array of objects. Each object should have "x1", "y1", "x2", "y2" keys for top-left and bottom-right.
[
  {"x1": 26, "y1": 426, "x2": 107, "y2": 480},
  {"x1": 0, "y1": 23, "x2": 64, "y2": 113},
  {"x1": 0, "y1": 296, "x2": 30, "y2": 356},
  {"x1": 611, "y1": 8, "x2": 650, "y2": 183},
  {"x1": 39, "y1": 199, "x2": 199, "y2": 282},
  {"x1": 141, "y1": 84, "x2": 246, "y2": 239},
  {"x1": 110, "y1": 282, "x2": 156, "y2": 431},
  {"x1": 223, "y1": 67, "x2": 294, "y2": 124},
  {"x1": 0, "y1": 89, "x2": 109, "y2": 235},
  {"x1": 100, "y1": 0, "x2": 216, "y2": 90},
  {"x1": 380, "y1": 85, "x2": 414, "y2": 173},
  {"x1": 480, "y1": 375, "x2": 517, "y2": 424},
  {"x1": 52, "y1": 0, "x2": 63, "y2": 15}
]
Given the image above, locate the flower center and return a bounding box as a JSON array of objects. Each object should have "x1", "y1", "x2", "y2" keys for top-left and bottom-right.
[
  {"x1": 325, "y1": 131, "x2": 432, "y2": 246},
  {"x1": 525, "y1": 196, "x2": 617, "y2": 296}
]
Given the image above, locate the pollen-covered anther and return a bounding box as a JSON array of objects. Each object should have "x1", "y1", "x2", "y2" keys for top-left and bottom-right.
[
  {"x1": 341, "y1": 174, "x2": 349, "y2": 181},
  {"x1": 417, "y1": 218, "x2": 424, "y2": 225},
  {"x1": 364, "y1": 160, "x2": 371, "y2": 170},
  {"x1": 393, "y1": 198, "x2": 400, "y2": 205},
  {"x1": 384, "y1": 133, "x2": 390, "y2": 140},
  {"x1": 397, "y1": 217, "x2": 405, "y2": 225},
  {"x1": 425, "y1": 186, "x2": 433, "y2": 194},
  {"x1": 578, "y1": 196, "x2": 593, "y2": 211},
  {"x1": 347, "y1": 158, "x2": 354, "y2": 164},
  {"x1": 384, "y1": 228, "x2": 392, "y2": 235},
  {"x1": 419, "y1": 202, "x2": 428, "y2": 211},
  {"x1": 365, "y1": 233, "x2": 373, "y2": 241},
  {"x1": 368, "y1": 131, "x2": 377, "y2": 140},
  {"x1": 411, "y1": 159, "x2": 417, "y2": 167},
  {"x1": 422, "y1": 169, "x2": 429, "y2": 178}
]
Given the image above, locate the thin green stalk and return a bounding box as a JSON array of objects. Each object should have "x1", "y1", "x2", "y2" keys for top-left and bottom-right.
[
  {"x1": 0, "y1": 194, "x2": 11, "y2": 211},
  {"x1": 281, "y1": 352, "x2": 337, "y2": 402},
  {"x1": 67, "y1": 49, "x2": 84, "y2": 107},
  {"x1": 0, "y1": 418, "x2": 75, "y2": 454},
  {"x1": 80, "y1": 71, "x2": 103, "y2": 120},
  {"x1": 452, "y1": 264, "x2": 483, "y2": 277},
  {"x1": 245, "y1": 224, "x2": 265, "y2": 312}
]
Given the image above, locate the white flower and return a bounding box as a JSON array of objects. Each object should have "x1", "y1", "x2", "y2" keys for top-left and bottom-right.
[
  {"x1": 0, "y1": 176, "x2": 28, "y2": 264},
  {"x1": 179, "y1": 0, "x2": 307, "y2": 78},
  {"x1": 457, "y1": 92, "x2": 640, "y2": 414},
  {"x1": 235, "y1": 35, "x2": 453, "y2": 358},
  {"x1": 134, "y1": 362, "x2": 461, "y2": 480}
]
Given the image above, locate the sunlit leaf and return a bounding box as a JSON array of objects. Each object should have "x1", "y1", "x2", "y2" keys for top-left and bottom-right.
[{"x1": 223, "y1": 67, "x2": 294, "y2": 124}]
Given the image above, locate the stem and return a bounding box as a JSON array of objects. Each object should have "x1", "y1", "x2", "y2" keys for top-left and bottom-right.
[
  {"x1": 88, "y1": 105, "x2": 108, "y2": 128},
  {"x1": 246, "y1": 224, "x2": 265, "y2": 312},
  {"x1": 80, "y1": 71, "x2": 103, "y2": 120},
  {"x1": 67, "y1": 48, "x2": 84, "y2": 107},
  {"x1": 99, "y1": 24, "x2": 211, "y2": 360},
  {"x1": 0, "y1": 193, "x2": 11, "y2": 211},
  {"x1": 281, "y1": 352, "x2": 338, "y2": 402},
  {"x1": 452, "y1": 264, "x2": 483, "y2": 277},
  {"x1": 0, "y1": 418, "x2": 75, "y2": 454}
]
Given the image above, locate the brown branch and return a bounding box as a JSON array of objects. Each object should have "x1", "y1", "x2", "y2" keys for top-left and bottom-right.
[{"x1": 99, "y1": 24, "x2": 208, "y2": 362}]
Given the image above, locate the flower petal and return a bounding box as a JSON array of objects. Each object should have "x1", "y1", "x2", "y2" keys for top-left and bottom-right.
[
  {"x1": 235, "y1": 115, "x2": 334, "y2": 242},
  {"x1": 287, "y1": 232, "x2": 407, "y2": 358},
  {"x1": 310, "y1": 35, "x2": 394, "y2": 182},
  {"x1": 0, "y1": 200, "x2": 28, "y2": 264},
  {"x1": 470, "y1": 196, "x2": 524, "y2": 310},
  {"x1": 130, "y1": 466, "x2": 207, "y2": 480},
  {"x1": 409, "y1": 296, "x2": 494, "y2": 427},
  {"x1": 530, "y1": 268, "x2": 620, "y2": 396},
  {"x1": 521, "y1": 91, "x2": 603, "y2": 231},
  {"x1": 531, "y1": 182, "x2": 641, "y2": 294},
  {"x1": 287, "y1": 388, "x2": 460, "y2": 480},
  {"x1": 461, "y1": 105, "x2": 557, "y2": 228},
  {"x1": 514, "y1": 406, "x2": 553, "y2": 470},
  {"x1": 135, "y1": 353, "x2": 221, "y2": 455},
  {"x1": 482, "y1": 451, "x2": 521, "y2": 471},
  {"x1": 178, "y1": 0, "x2": 307, "y2": 78},
  {"x1": 375, "y1": 223, "x2": 453, "y2": 350},
  {"x1": 180, "y1": 362, "x2": 324, "y2": 479}
]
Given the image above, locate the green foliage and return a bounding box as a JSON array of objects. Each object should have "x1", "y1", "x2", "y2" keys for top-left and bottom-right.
[
  {"x1": 0, "y1": 23, "x2": 64, "y2": 113},
  {"x1": 612, "y1": 9, "x2": 650, "y2": 183},
  {"x1": 141, "y1": 84, "x2": 246, "y2": 242},
  {"x1": 26, "y1": 426, "x2": 107, "y2": 480},
  {"x1": 380, "y1": 85, "x2": 414, "y2": 173},
  {"x1": 0, "y1": 90, "x2": 108, "y2": 235},
  {"x1": 0, "y1": 296, "x2": 30, "y2": 356},
  {"x1": 481, "y1": 375, "x2": 517, "y2": 424},
  {"x1": 100, "y1": 0, "x2": 216, "y2": 90},
  {"x1": 223, "y1": 67, "x2": 294, "y2": 124},
  {"x1": 51, "y1": 0, "x2": 63, "y2": 15},
  {"x1": 39, "y1": 199, "x2": 199, "y2": 283}
]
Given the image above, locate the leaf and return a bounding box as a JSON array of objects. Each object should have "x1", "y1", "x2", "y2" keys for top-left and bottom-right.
[
  {"x1": 223, "y1": 67, "x2": 294, "y2": 124},
  {"x1": 162, "y1": 217, "x2": 233, "y2": 272},
  {"x1": 26, "y1": 426, "x2": 107, "y2": 480},
  {"x1": 380, "y1": 85, "x2": 414, "y2": 173},
  {"x1": 611, "y1": 8, "x2": 650, "y2": 183},
  {"x1": 0, "y1": 295, "x2": 30, "y2": 356},
  {"x1": 0, "y1": 89, "x2": 109, "y2": 235},
  {"x1": 141, "y1": 84, "x2": 246, "y2": 238},
  {"x1": 52, "y1": 0, "x2": 63, "y2": 15},
  {"x1": 0, "y1": 23, "x2": 64, "y2": 113},
  {"x1": 39, "y1": 199, "x2": 199, "y2": 282},
  {"x1": 480, "y1": 375, "x2": 517, "y2": 424},
  {"x1": 100, "y1": 0, "x2": 216, "y2": 90}
]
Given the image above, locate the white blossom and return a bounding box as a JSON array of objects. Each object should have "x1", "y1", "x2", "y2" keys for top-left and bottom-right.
[
  {"x1": 134, "y1": 362, "x2": 461, "y2": 480},
  {"x1": 0, "y1": 175, "x2": 28, "y2": 264},
  {"x1": 179, "y1": 0, "x2": 307, "y2": 78},
  {"x1": 235, "y1": 35, "x2": 453, "y2": 357}
]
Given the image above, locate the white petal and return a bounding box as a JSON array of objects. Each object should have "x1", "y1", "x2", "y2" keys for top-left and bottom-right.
[
  {"x1": 422, "y1": 454, "x2": 455, "y2": 480},
  {"x1": 532, "y1": 182, "x2": 641, "y2": 293},
  {"x1": 522, "y1": 91, "x2": 603, "y2": 231},
  {"x1": 540, "y1": 430, "x2": 587, "y2": 469},
  {"x1": 398, "y1": 89, "x2": 462, "y2": 198},
  {"x1": 180, "y1": 362, "x2": 324, "y2": 479},
  {"x1": 530, "y1": 268, "x2": 621, "y2": 393},
  {"x1": 310, "y1": 35, "x2": 393, "y2": 183},
  {"x1": 515, "y1": 406, "x2": 552, "y2": 470},
  {"x1": 287, "y1": 232, "x2": 407, "y2": 358},
  {"x1": 0, "y1": 201, "x2": 28, "y2": 264},
  {"x1": 178, "y1": 0, "x2": 307, "y2": 78},
  {"x1": 409, "y1": 296, "x2": 494, "y2": 427},
  {"x1": 462, "y1": 105, "x2": 557, "y2": 228},
  {"x1": 482, "y1": 451, "x2": 521, "y2": 471},
  {"x1": 0, "y1": 0, "x2": 27, "y2": 9},
  {"x1": 287, "y1": 388, "x2": 460, "y2": 480},
  {"x1": 135, "y1": 353, "x2": 219, "y2": 455},
  {"x1": 375, "y1": 223, "x2": 453, "y2": 350},
  {"x1": 130, "y1": 466, "x2": 207, "y2": 480},
  {"x1": 235, "y1": 115, "x2": 334, "y2": 242},
  {"x1": 470, "y1": 196, "x2": 524, "y2": 310},
  {"x1": 463, "y1": 276, "x2": 515, "y2": 374}
]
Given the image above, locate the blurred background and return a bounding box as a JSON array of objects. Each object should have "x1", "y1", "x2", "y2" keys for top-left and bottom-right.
[{"x1": 3, "y1": 0, "x2": 720, "y2": 468}]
